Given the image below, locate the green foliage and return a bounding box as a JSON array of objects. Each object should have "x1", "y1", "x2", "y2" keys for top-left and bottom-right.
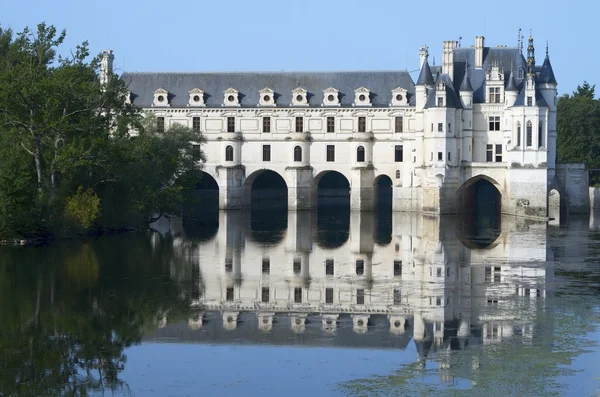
[
  {"x1": 0, "y1": 23, "x2": 205, "y2": 238},
  {"x1": 64, "y1": 187, "x2": 101, "y2": 230}
]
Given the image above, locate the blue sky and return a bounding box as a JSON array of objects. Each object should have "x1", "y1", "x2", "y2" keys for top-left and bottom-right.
[{"x1": 0, "y1": 0, "x2": 593, "y2": 95}]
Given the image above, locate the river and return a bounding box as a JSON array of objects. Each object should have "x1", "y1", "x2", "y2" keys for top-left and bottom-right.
[{"x1": 1, "y1": 208, "x2": 600, "y2": 396}]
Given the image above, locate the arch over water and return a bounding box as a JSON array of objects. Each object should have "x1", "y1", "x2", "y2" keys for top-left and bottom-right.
[
  {"x1": 456, "y1": 175, "x2": 502, "y2": 249},
  {"x1": 548, "y1": 188, "x2": 562, "y2": 225},
  {"x1": 312, "y1": 170, "x2": 351, "y2": 209},
  {"x1": 184, "y1": 170, "x2": 220, "y2": 237},
  {"x1": 243, "y1": 169, "x2": 288, "y2": 210}
]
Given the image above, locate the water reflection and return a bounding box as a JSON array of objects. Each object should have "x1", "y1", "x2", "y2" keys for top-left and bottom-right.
[{"x1": 150, "y1": 211, "x2": 552, "y2": 355}]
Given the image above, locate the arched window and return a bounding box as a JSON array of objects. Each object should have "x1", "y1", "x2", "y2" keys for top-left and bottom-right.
[
  {"x1": 526, "y1": 121, "x2": 532, "y2": 147},
  {"x1": 395, "y1": 170, "x2": 400, "y2": 179},
  {"x1": 225, "y1": 145, "x2": 234, "y2": 161},
  {"x1": 516, "y1": 121, "x2": 521, "y2": 147},
  {"x1": 538, "y1": 122, "x2": 544, "y2": 148},
  {"x1": 294, "y1": 146, "x2": 302, "y2": 162},
  {"x1": 356, "y1": 146, "x2": 365, "y2": 162}
]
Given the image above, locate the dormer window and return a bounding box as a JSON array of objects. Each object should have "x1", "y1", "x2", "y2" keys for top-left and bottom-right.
[
  {"x1": 518, "y1": 69, "x2": 524, "y2": 79},
  {"x1": 292, "y1": 87, "x2": 308, "y2": 106},
  {"x1": 259, "y1": 87, "x2": 275, "y2": 107},
  {"x1": 437, "y1": 97, "x2": 444, "y2": 107},
  {"x1": 354, "y1": 87, "x2": 371, "y2": 106},
  {"x1": 188, "y1": 88, "x2": 205, "y2": 107},
  {"x1": 323, "y1": 87, "x2": 340, "y2": 106},
  {"x1": 223, "y1": 88, "x2": 240, "y2": 107},
  {"x1": 527, "y1": 96, "x2": 533, "y2": 106},
  {"x1": 391, "y1": 87, "x2": 408, "y2": 106},
  {"x1": 153, "y1": 88, "x2": 169, "y2": 107},
  {"x1": 488, "y1": 87, "x2": 501, "y2": 103}
]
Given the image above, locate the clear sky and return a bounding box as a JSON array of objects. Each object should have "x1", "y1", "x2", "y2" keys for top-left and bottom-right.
[{"x1": 0, "y1": 0, "x2": 594, "y2": 95}]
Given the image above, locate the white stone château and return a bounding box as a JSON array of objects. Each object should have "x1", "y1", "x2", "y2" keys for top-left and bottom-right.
[{"x1": 110, "y1": 34, "x2": 568, "y2": 217}]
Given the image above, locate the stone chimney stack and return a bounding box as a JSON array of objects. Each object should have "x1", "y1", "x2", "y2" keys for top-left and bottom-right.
[
  {"x1": 419, "y1": 46, "x2": 429, "y2": 69},
  {"x1": 475, "y1": 36, "x2": 485, "y2": 68},
  {"x1": 442, "y1": 40, "x2": 458, "y2": 81},
  {"x1": 100, "y1": 49, "x2": 114, "y2": 85}
]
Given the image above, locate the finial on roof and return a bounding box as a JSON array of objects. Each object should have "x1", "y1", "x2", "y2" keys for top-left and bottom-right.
[{"x1": 546, "y1": 41, "x2": 549, "y2": 56}]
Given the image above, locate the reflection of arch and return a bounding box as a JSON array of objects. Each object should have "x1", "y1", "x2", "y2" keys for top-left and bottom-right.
[
  {"x1": 243, "y1": 169, "x2": 288, "y2": 210},
  {"x1": 313, "y1": 207, "x2": 350, "y2": 249},
  {"x1": 312, "y1": 170, "x2": 351, "y2": 209}
]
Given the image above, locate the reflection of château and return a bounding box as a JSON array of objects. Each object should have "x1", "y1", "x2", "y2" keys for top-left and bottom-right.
[{"x1": 149, "y1": 211, "x2": 552, "y2": 357}]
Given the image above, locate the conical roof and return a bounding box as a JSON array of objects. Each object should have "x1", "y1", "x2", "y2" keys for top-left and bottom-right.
[
  {"x1": 416, "y1": 60, "x2": 434, "y2": 86},
  {"x1": 538, "y1": 55, "x2": 557, "y2": 85},
  {"x1": 506, "y1": 70, "x2": 518, "y2": 91},
  {"x1": 459, "y1": 67, "x2": 473, "y2": 92}
]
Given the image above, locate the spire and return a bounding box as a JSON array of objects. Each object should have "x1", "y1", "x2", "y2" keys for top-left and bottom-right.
[
  {"x1": 459, "y1": 63, "x2": 473, "y2": 92},
  {"x1": 416, "y1": 58, "x2": 434, "y2": 86},
  {"x1": 538, "y1": 49, "x2": 557, "y2": 85},
  {"x1": 526, "y1": 34, "x2": 536, "y2": 77},
  {"x1": 506, "y1": 70, "x2": 518, "y2": 91}
]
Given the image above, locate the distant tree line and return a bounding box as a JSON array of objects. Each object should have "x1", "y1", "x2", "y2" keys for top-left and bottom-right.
[
  {"x1": 0, "y1": 23, "x2": 205, "y2": 239},
  {"x1": 556, "y1": 82, "x2": 600, "y2": 184}
]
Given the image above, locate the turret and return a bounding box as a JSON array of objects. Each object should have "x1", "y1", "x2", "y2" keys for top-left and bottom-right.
[
  {"x1": 505, "y1": 70, "x2": 519, "y2": 107},
  {"x1": 459, "y1": 64, "x2": 473, "y2": 108},
  {"x1": 416, "y1": 56, "x2": 434, "y2": 110},
  {"x1": 538, "y1": 43, "x2": 558, "y2": 110}
]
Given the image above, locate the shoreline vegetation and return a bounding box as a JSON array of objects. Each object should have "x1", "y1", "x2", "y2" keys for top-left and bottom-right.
[{"x1": 0, "y1": 23, "x2": 205, "y2": 243}]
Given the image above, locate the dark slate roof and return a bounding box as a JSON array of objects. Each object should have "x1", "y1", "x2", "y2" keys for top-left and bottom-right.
[
  {"x1": 452, "y1": 47, "x2": 528, "y2": 103},
  {"x1": 513, "y1": 84, "x2": 548, "y2": 107},
  {"x1": 538, "y1": 55, "x2": 557, "y2": 85},
  {"x1": 506, "y1": 70, "x2": 518, "y2": 91},
  {"x1": 416, "y1": 61, "x2": 434, "y2": 86},
  {"x1": 424, "y1": 74, "x2": 463, "y2": 109},
  {"x1": 121, "y1": 71, "x2": 415, "y2": 108}
]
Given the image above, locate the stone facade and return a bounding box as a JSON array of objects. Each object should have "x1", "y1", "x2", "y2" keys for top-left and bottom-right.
[{"x1": 112, "y1": 34, "x2": 559, "y2": 217}]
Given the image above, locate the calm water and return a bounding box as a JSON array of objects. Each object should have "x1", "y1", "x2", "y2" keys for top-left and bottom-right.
[{"x1": 2, "y1": 209, "x2": 600, "y2": 396}]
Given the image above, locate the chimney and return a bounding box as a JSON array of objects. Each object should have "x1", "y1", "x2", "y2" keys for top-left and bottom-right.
[
  {"x1": 419, "y1": 46, "x2": 429, "y2": 69},
  {"x1": 475, "y1": 36, "x2": 485, "y2": 68},
  {"x1": 100, "y1": 49, "x2": 114, "y2": 85},
  {"x1": 442, "y1": 40, "x2": 458, "y2": 80}
]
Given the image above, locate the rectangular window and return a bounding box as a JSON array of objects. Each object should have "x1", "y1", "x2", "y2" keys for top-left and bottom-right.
[
  {"x1": 327, "y1": 116, "x2": 335, "y2": 133},
  {"x1": 527, "y1": 96, "x2": 533, "y2": 106},
  {"x1": 294, "y1": 287, "x2": 302, "y2": 303},
  {"x1": 192, "y1": 144, "x2": 201, "y2": 160},
  {"x1": 486, "y1": 144, "x2": 493, "y2": 162},
  {"x1": 157, "y1": 117, "x2": 165, "y2": 133},
  {"x1": 261, "y1": 287, "x2": 269, "y2": 303},
  {"x1": 395, "y1": 116, "x2": 403, "y2": 133},
  {"x1": 263, "y1": 145, "x2": 271, "y2": 161},
  {"x1": 295, "y1": 117, "x2": 303, "y2": 133},
  {"x1": 437, "y1": 267, "x2": 442, "y2": 277},
  {"x1": 226, "y1": 287, "x2": 234, "y2": 302},
  {"x1": 438, "y1": 123, "x2": 443, "y2": 132},
  {"x1": 325, "y1": 259, "x2": 334, "y2": 275},
  {"x1": 438, "y1": 152, "x2": 443, "y2": 161},
  {"x1": 263, "y1": 117, "x2": 271, "y2": 133},
  {"x1": 394, "y1": 260, "x2": 402, "y2": 276},
  {"x1": 227, "y1": 116, "x2": 235, "y2": 133},
  {"x1": 325, "y1": 288, "x2": 334, "y2": 304},
  {"x1": 326, "y1": 145, "x2": 335, "y2": 162},
  {"x1": 293, "y1": 258, "x2": 301, "y2": 275},
  {"x1": 431, "y1": 123, "x2": 434, "y2": 132},
  {"x1": 488, "y1": 87, "x2": 501, "y2": 103},
  {"x1": 448, "y1": 152, "x2": 452, "y2": 162},
  {"x1": 356, "y1": 289, "x2": 365, "y2": 305},
  {"x1": 495, "y1": 144, "x2": 503, "y2": 162},
  {"x1": 489, "y1": 116, "x2": 500, "y2": 131},
  {"x1": 448, "y1": 123, "x2": 451, "y2": 133},
  {"x1": 395, "y1": 145, "x2": 403, "y2": 162},
  {"x1": 437, "y1": 97, "x2": 444, "y2": 107},
  {"x1": 225, "y1": 257, "x2": 233, "y2": 273},
  {"x1": 538, "y1": 122, "x2": 544, "y2": 148},
  {"x1": 358, "y1": 116, "x2": 366, "y2": 133},
  {"x1": 192, "y1": 116, "x2": 200, "y2": 132},
  {"x1": 356, "y1": 260, "x2": 364, "y2": 275},
  {"x1": 393, "y1": 289, "x2": 401, "y2": 305},
  {"x1": 262, "y1": 257, "x2": 270, "y2": 274}
]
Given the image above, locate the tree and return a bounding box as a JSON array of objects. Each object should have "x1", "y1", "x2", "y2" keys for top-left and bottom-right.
[
  {"x1": 0, "y1": 23, "x2": 205, "y2": 238},
  {"x1": 556, "y1": 81, "x2": 600, "y2": 185}
]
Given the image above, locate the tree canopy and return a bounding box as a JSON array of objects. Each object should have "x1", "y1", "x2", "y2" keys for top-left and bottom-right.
[{"x1": 0, "y1": 23, "x2": 205, "y2": 239}]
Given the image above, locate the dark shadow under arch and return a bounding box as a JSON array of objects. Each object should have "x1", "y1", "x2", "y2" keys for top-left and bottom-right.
[
  {"x1": 374, "y1": 175, "x2": 393, "y2": 246},
  {"x1": 244, "y1": 170, "x2": 288, "y2": 244},
  {"x1": 183, "y1": 171, "x2": 219, "y2": 239},
  {"x1": 312, "y1": 171, "x2": 351, "y2": 209},
  {"x1": 312, "y1": 171, "x2": 351, "y2": 249}
]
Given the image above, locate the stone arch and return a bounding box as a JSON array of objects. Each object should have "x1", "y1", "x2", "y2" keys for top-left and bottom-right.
[
  {"x1": 242, "y1": 169, "x2": 288, "y2": 210},
  {"x1": 373, "y1": 174, "x2": 393, "y2": 210},
  {"x1": 184, "y1": 170, "x2": 219, "y2": 233},
  {"x1": 312, "y1": 170, "x2": 351, "y2": 209},
  {"x1": 456, "y1": 175, "x2": 502, "y2": 247}
]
